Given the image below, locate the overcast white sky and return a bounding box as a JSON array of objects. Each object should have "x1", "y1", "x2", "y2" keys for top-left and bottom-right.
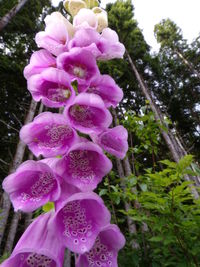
[{"x1": 52, "y1": 0, "x2": 200, "y2": 51}]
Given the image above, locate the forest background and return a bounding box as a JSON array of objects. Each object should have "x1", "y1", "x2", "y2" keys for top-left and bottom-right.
[{"x1": 0, "y1": 0, "x2": 200, "y2": 266}]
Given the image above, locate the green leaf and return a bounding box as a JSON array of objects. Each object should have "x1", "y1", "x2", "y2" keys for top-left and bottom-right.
[
  {"x1": 159, "y1": 159, "x2": 177, "y2": 168},
  {"x1": 177, "y1": 155, "x2": 193, "y2": 171},
  {"x1": 139, "y1": 183, "x2": 147, "y2": 192},
  {"x1": 99, "y1": 189, "x2": 108, "y2": 196},
  {"x1": 149, "y1": 236, "x2": 163, "y2": 242}
]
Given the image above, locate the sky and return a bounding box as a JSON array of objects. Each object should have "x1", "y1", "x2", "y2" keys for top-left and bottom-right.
[{"x1": 51, "y1": 0, "x2": 200, "y2": 51}]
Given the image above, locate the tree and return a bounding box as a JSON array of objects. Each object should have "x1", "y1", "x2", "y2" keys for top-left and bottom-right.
[
  {"x1": 154, "y1": 18, "x2": 200, "y2": 80},
  {"x1": 0, "y1": 0, "x2": 52, "y2": 254},
  {"x1": 154, "y1": 19, "x2": 200, "y2": 158},
  {"x1": 0, "y1": 0, "x2": 29, "y2": 31}
]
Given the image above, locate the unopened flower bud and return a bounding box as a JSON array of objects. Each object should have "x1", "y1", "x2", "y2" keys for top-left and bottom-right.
[
  {"x1": 93, "y1": 7, "x2": 108, "y2": 32},
  {"x1": 64, "y1": 0, "x2": 87, "y2": 17},
  {"x1": 84, "y1": 0, "x2": 99, "y2": 9}
]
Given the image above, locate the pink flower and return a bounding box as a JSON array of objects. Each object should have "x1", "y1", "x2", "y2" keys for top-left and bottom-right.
[
  {"x1": 2, "y1": 160, "x2": 61, "y2": 212},
  {"x1": 24, "y1": 49, "x2": 56, "y2": 80},
  {"x1": 55, "y1": 141, "x2": 112, "y2": 191},
  {"x1": 20, "y1": 112, "x2": 78, "y2": 157},
  {"x1": 51, "y1": 192, "x2": 111, "y2": 254},
  {"x1": 98, "y1": 28, "x2": 125, "y2": 60},
  {"x1": 68, "y1": 27, "x2": 125, "y2": 60},
  {"x1": 27, "y1": 67, "x2": 75, "y2": 108},
  {"x1": 76, "y1": 224, "x2": 125, "y2": 267},
  {"x1": 1, "y1": 212, "x2": 65, "y2": 267},
  {"x1": 68, "y1": 28, "x2": 101, "y2": 58},
  {"x1": 35, "y1": 12, "x2": 74, "y2": 56},
  {"x1": 84, "y1": 74, "x2": 123, "y2": 108},
  {"x1": 57, "y1": 47, "x2": 100, "y2": 91},
  {"x1": 64, "y1": 93, "x2": 112, "y2": 134},
  {"x1": 91, "y1": 126, "x2": 128, "y2": 159}
]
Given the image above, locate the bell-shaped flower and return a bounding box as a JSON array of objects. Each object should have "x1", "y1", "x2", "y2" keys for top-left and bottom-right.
[
  {"x1": 55, "y1": 141, "x2": 112, "y2": 191},
  {"x1": 20, "y1": 112, "x2": 78, "y2": 158},
  {"x1": 92, "y1": 7, "x2": 108, "y2": 33},
  {"x1": 50, "y1": 192, "x2": 111, "y2": 254},
  {"x1": 85, "y1": 74, "x2": 123, "y2": 108},
  {"x1": 64, "y1": 0, "x2": 87, "y2": 17},
  {"x1": 35, "y1": 12, "x2": 74, "y2": 56},
  {"x1": 73, "y1": 8, "x2": 98, "y2": 30},
  {"x1": 2, "y1": 160, "x2": 61, "y2": 212},
  {"x1": 24, "y1": 49, "x2": 56, "y2": 80},
  {"x1": 27, "y1": 67, "x2": 75, "y2": 108},
  {"x1": 76, "y1": 224, "x2": 125, "y2": 267},
  {"x1": 64, "y1": 93, "x2": 112, "y2": 134},
  {"x1": 1, "y1": 212, "x2": 65, "y2": 267},
  {"x1": 68, "y1": 28, "x2": 101, "y2": 58},
  {"x1": 91, "y1": 126, "x2": 128, "y2": 159},
  {"x1": 69, "y1": 27, "x2": 125, "y2": 60},
  {"x1": 57, "y1": 47, "x2": 100, "y2": 91},
  {"x1": 98, "y1": 28, "x2": 125, "y2": 60}
]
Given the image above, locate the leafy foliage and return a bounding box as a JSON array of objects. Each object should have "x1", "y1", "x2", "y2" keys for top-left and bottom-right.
[{"x1": 98, "y1": 109, "x2": 200, "y2": 266}]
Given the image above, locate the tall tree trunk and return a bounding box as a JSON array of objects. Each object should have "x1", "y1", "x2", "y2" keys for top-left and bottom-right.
[
  {"x1": 3, "y1": 212, "x2": 21, "y2": 254},
  {"x1": 0, "y1": 0, "x2": 29, "y2": 32},
  {"x1": 125, "y1": 50, "x2": 199, "y2": 199},
  {"x1": 63, "y1": 250, "x2": 71, "y2": 267},
  {"x1": 3, "y1": 101, "x2": 43, "y2": 254},
  {"x1": 112, "y1": 109, "x2": 139, "y2": 249},
  {"x1": 24, "y1": 212, "x2": 32, "y2": 229},
  {"x1": 174, "y1": 49, "x2": 200, "y2": 80},
  {"x1": 115, "y1": 157, "x2": 139, "y2": 249},
  {"x1": 0, "y1": 99, "x2": 37, "y2": 250}
]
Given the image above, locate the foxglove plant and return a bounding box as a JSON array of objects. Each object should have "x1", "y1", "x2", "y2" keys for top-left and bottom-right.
[{"x1": 2, "y1": 1, "x2": 127, "y2": 266}]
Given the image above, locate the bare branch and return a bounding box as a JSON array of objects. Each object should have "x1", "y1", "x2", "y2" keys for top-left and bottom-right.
[{"x1": 0, "y1": 119, "x2": 19, "y2": 133}]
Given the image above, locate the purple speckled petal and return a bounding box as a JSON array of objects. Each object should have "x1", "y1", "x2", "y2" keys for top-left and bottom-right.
[
  {"x1": 64, "y1": 93, "x2": 112, "y2": 134},
  {"x1": 2, "y1": 160, "x2": 61, "y2": 212},
  {"x1": 51, "y1": 192, "x2": 111, "y2": 254},
  {"x1": 76, "y1": 224, "x2": 125, "y2": 267},
  {"x1": 91, "y1": 126, "x2": 128, "y2": 159},
  {"x1": 1, "y1": 212, "x2": 65, "y2": 267},
  {"x1": 85, "y1": 74, "x2": 123, "y2": 107},
  {"x1": 24, "y1": 49, "x2": 56, "y2": 80},
  {"x1": 20, "y1": 112, "x2": 78, "y2": 157},
  {"x1": 55, "y1": 141, "x2": 112, "y2": 191},
  {"x1": 57, "y1": 47, "x2": 100, "y2": 91},
  {"x1": 27, "y1": 67, "x2": 75, "y2": 108},
  {"x1": 35, "y1": 12, "x2": 74, "y2": 56},
  {"x1": 40, "y1": 158, "x2": 81, "y2": 210}
]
